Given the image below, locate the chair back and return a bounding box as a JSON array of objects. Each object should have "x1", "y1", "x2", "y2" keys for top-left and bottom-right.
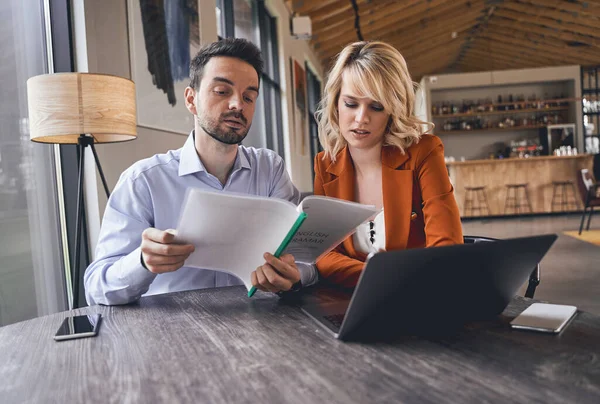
[
  {"x1": 576, "y1": 169, "x2": 595, "y2": 205},
  {"x1": 463, "y1": 235, "x2": 496, "y2": 244}
]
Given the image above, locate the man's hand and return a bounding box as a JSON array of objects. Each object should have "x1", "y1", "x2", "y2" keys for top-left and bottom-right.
[
  {"x1": 251, "y1": 253, "x2": 301, "y2": 293},
  {"x1": 140, "y1": 228, "x2": 195, "y2": 274}
]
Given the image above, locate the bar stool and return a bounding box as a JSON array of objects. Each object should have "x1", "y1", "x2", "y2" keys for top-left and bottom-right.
[
  {"x1": 504, "y1": 183, "x2": 533, "y2": 214},
  {"x1": 464, "y1": 186, "x2": 491, "y2": 216},
  {"x1": 551, "y1": 180, "x2": 578, "y2": 212}
]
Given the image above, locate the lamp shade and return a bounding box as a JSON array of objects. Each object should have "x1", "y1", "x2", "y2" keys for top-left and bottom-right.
[{"x1": 26, "y1": 73, "x2": 137, "y2": 144}]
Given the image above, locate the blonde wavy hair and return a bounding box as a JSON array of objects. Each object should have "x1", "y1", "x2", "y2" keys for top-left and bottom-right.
[{"x1": 315, "y1": 41, "x2": 433, "y2": 161}]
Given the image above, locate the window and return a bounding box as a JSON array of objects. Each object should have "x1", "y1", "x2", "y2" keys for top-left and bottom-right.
[
  {"x1": 257, "y1": 2, "x2": 284, "y2": 156},
  {"x1": 215, "y1": 0, "x2": 233, "y2": 39},
  {"x1": 218, "y1": 0, "x2": 284, "y2": 156},
  {"x1": 306, "y1": 65, "x2": 322, "y2": 182},
  {"x1": 0, "y1": 0, "x2": 67, "y2": 325}
]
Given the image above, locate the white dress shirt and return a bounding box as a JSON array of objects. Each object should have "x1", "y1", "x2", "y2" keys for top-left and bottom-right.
[
  {"x1": 353, "y1": 210, "x2": 386, "y2": 255},
  {"x1": 84, "y1": 132, "x2": 317, "y2": 305}
]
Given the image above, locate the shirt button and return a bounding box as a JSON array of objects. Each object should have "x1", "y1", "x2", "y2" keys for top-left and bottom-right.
[{"x1": 410, "y1": 212, "x2": 418, "y2": 220}]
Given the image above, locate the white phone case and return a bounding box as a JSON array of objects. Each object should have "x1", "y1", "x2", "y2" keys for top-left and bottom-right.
[{"x1": 510, "y1": 303, "x2": 577, "y2": 334}]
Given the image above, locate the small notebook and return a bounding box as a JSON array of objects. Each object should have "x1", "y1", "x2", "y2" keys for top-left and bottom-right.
[{"x1": 510, "y1": 303, "x2": 577, "y2": 334}]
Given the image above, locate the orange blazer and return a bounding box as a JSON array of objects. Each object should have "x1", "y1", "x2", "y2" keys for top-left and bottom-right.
[{"x1": 313, "y1": 134, "x2": 463, "y2": 287}]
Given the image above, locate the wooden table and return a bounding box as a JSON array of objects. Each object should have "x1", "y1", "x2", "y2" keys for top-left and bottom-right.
[
  {"x1": 1, "y1": 286, "x2": 599, "y2": 403},
  {"x1": 447, "y1": 154, "x2": 593, "y2": 217}
]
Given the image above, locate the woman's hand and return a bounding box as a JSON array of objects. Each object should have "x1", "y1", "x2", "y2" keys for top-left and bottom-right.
[{"x1": 251, "y1": 253, "x2": 301, "y2": 293}]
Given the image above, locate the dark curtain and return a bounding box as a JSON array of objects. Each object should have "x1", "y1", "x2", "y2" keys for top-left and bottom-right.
[{"x1": 139, "y1": 0, "x2": 176, "y2": 105}]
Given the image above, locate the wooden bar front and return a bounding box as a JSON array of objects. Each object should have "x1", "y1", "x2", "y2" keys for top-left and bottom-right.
[{"x1": 447, "y1": 155, "x2": 593, "y2": 217}]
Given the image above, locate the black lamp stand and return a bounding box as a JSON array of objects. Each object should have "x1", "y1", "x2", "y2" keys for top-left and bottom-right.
[{"x1": 72, "y1": 135, "x2": 110, "y2": 309}]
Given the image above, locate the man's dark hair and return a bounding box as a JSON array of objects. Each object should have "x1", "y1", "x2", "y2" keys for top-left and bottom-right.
[{"x1": 189, "y1": 38, "x2": 264, "y2": 90}]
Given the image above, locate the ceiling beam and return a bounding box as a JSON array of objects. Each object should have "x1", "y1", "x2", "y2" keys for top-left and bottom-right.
[
  {"x1": 479, "y1": 32, "x2": 600, "y2": 64},
  {"x1": 466, "y1": 39, "x2": 568, "y2": 66},
  {"x1": 486, "y1": 18, "x2": 600, "y2": 50},
  {"x1": 291, "y1": 0, "x2": 340, "y2": 15},
  {"x1": 312, "y1": 0, "x2": 452, "y2": 41},
  {"x1": 311, "y1": 0, "x2": 414, "y2": 34},
  {"x1": 368, "y1": 0, "x2": 483, "y2": 44},
  {"x1": 494, "y1": 8, "x2": 600, "y2": 39},
  {"x1": 450, "y1": 1, "x2": 503, "y2": 69},
  {"x1": 316, "y1": 1, "x2": 481, "y2": 59},
  {"x1": 501, "y1": 1, "x2": 600, "y2": 31},
  {"x1": 517, "y1": 0, "x2": 600, "y2": 18},
  {"x1": 483, "y1": 26, "x2": 600, "y2": 61},
  {"x1": 405, "y1": 41, "x2": 463, "y2": 65},
  {"x1": 308, "y1": 0, "x2": 397, "y2": 23},
  {"x1": 464, "y1": 46, "x2": 562, "y2": 69}
]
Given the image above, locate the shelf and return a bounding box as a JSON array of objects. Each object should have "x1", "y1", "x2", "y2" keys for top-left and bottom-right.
[
  {"x1": 432, "y1": 106, "x2": 568, "y2": 119},
  {"x1": 583, "y1": 112, "x2": 600, "y2": 115},
  {"x1": 432, "y1": 97, "x2": 580, "y2": 114},
  {"x1": 583, "y1": 89, "x2": 599, "y2": 95},
  {"x1": 436, "y1": 124, "x2": 547, "y2": 135}
]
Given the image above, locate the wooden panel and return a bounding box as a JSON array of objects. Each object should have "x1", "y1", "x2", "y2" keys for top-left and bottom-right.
[
  {"x1": 493, "y1": 8, "x2": 600, "y2": 39},
  {"x1": 315, "y1": 0, "x2": 473, "y2": 54},
  {"x1": 501, "y1": 1, "x2": 600, "y2": 31},
  {"x1": 479, "y1": 32, "x2": 600, "y2": 64},
  {"x1": 520, "y1": 0, "x2": 600, "y2": 17},
  {"x1": 289, "y1": 0, "x2": 600, "y2": 80},
  {"x1": 448, "y1": 155, "x2": 593, "y2": 217},
  {"x1": 486, "y1": 19, "x2": 600, "y2": 50},
  {"x1": 291, "y1": 0, "x2": 340, "y2": 15}
]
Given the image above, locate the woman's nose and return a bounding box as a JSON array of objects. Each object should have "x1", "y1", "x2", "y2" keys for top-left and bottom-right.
[{"x1": 354, "y1": 105, "x2": 369, "y2": 123}]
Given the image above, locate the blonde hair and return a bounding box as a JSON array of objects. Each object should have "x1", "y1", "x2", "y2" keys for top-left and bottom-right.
[{"x1": 315, "y1": 41, "x2": 433, "y2": 161}]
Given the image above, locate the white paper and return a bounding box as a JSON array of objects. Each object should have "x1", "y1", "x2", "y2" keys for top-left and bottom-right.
[
  {"x1": 284, "y1": 196, "x2": 379, "y2": 263},
  {"x1": 175, "y1": 189, "x2": 299, "y2": 290}
]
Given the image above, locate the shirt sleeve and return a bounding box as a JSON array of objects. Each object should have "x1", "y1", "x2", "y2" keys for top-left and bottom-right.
[
  {"x1": 84, "y1": 172, "x2": 157, "y2": 305},
  {"x1": 268, "y1": 154, "x2": 301, "y2": 204}
]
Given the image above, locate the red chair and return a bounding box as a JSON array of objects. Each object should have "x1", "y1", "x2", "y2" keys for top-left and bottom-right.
[{"x1": 576, "y1": 169, "x2": 600, "y2": 234}]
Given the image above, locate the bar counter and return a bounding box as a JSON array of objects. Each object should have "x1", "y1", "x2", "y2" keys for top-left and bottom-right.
[{"x1": 447, "y1": 154, "x2": 593, "y2": 217}]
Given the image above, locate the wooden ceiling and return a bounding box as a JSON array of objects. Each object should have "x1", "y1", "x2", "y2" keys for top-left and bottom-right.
[{"x1": 287, "y1": 0, "x2": 600, "y2": 80}]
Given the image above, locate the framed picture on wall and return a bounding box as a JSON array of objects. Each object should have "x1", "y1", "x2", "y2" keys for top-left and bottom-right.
[
  {"x1": 291, "y1": 58, "x2": 308, "y2": 155},
  {"x1": 127, "y1": 0, "x2": 200, "y2": 135}
]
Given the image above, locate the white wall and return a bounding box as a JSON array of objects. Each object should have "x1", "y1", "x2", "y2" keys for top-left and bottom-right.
[
  {"x1": 75, "y1": 0, "x2": 323, "y2": 258},
  {"x1": 264, "y1": 0, "x2": 324, "y2": 192}
]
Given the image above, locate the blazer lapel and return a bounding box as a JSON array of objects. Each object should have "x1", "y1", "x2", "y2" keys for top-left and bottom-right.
[
  {"x1": 381, "y1": 146, "x2": 412, "y2": 251},
  {"x1": 322, "y1": 148, "x2": 361, "y2": 258}
]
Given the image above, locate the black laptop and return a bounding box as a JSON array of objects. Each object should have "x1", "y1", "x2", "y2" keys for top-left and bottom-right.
[{"x1": 299, "y1": 234, "x2": 558, "y2": 340}]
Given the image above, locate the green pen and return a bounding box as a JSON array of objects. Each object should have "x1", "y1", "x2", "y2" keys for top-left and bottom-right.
[{"x1": 248, "y1": 212, "x2": 308, "y2": 297}]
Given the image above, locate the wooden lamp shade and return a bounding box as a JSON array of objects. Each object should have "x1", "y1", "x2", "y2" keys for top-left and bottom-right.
[{"x1": 26, "y1": 73, "x2": 137, "y2": 144}]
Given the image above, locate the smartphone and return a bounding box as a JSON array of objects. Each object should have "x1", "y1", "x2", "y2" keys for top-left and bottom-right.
[
  {"x1": 510, "y1": 303, "x2": 577, "y2": 334},
  {"x1": 54, "y1": 314, "x2": 102, "y2": 341}
]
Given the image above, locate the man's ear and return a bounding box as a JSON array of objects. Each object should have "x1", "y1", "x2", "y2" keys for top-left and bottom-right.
[{"x1": 184, "y1": 86, "x2": 197, "y2": 115}]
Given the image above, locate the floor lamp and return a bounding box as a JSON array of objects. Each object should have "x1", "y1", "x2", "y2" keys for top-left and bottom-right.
[{"x1": 27, "y1": 73, "x2": 137, "y2": 309}]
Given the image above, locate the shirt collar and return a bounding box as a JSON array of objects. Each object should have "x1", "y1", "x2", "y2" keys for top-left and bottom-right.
[{"x1": 178, "y1": 130, "x2": 251, "y2": 177}]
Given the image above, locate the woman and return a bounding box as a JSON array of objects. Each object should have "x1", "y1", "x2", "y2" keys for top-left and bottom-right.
[{"x1": 314, "y1": 41, "x2": 463, "y2": 288}]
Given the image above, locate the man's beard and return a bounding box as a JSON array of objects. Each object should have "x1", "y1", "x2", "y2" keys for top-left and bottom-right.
[{"x1": 198, "y1": 111, "x2": 250, "y2": 145}]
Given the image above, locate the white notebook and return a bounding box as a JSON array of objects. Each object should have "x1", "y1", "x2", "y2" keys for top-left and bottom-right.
[{"x1": 510, "y1": 303, "x2": 577, "y2": 334}]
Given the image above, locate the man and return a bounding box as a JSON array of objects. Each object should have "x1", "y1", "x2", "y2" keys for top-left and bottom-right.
[{"x1": 85, "y1": 38, "x2": 316, "y2": 305}]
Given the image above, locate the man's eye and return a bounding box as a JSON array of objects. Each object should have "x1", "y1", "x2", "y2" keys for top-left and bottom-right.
[
  {"x1": 214, "y1": 89, "x2": 229, "y2": 95},
  {"x1": 244, "y1": 96, "x2": 254, "y2": 103}
]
